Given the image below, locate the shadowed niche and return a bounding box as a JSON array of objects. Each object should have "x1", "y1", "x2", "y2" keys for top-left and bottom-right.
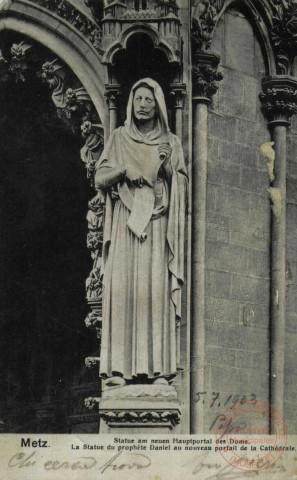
[{"x1": 0, "y1": 31, "x2": 99, "y2": 433}]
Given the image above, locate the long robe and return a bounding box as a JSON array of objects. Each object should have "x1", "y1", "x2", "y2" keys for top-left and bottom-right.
[{"x1": 96, "y1": 78, "x2": 187, "y2": 380}]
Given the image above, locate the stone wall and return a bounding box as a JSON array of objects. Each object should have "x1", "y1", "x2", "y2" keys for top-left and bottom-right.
[
  {"x1": 285, "y1": 115, "x2": 297, "y2": 433},
  {"x1": 203, "y1": 9, "x2": 272, "y2": 433}
]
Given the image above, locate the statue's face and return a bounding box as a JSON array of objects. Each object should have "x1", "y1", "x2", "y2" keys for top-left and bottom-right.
[{"x1": 133, "y1": 87, "x2": 156, "y2": 122}]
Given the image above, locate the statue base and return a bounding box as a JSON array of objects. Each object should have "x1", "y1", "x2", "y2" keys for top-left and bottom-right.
[{"x1": 99, "y1": 384, "x2": 181, "y2": 433}]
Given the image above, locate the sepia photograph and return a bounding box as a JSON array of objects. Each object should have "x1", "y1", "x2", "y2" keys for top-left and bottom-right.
[{"x1": 0, "y1": 0, "x2": 296, "y2": 478}]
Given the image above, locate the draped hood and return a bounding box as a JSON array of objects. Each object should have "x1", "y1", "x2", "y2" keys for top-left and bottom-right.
[
  {"x1": 96, "y1": 78, "x2": 188, "y2": 321},
  {"x1": 124, "y1": 77, "x2": 170, "y2": 145}
]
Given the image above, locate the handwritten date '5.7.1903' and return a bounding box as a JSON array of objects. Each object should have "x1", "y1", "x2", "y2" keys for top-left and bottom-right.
[{"x1": 193, "y1": 392, "x2": 257, "y2": 432}]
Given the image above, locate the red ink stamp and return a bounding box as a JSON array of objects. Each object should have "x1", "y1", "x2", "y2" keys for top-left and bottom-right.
[{"x1": 215, "y1": 399, "x2": 287, "y2": 472}]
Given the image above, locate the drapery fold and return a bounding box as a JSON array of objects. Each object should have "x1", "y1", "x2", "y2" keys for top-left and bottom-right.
[{"x1": 95, "y1": 79, "x2": 187, "y2": 379}]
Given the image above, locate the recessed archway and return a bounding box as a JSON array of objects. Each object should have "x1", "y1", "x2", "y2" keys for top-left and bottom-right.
[{"x1": 0, "y1": 26, "x2": 104, "y2": 433}]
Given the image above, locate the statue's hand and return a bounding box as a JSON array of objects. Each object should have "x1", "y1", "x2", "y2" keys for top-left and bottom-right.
[
  {"x1": 125, "y1": 165, "x2": 144, "y2": 188},
  {"x1": 158, "y1": 143, "x2": 172, "y2": 165}
]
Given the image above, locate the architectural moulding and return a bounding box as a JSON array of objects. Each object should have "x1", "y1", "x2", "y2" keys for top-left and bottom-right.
[
  {"x1": 189, "y1": 0, "x2": 297, "y2": 435},
  {"x1": 192, "y1": 51, "x2": 223, "y2": 102},
  {"x1": 0, "y1": 4, "x2": 107, "y2": 127},
  {"x1": 100, "y1": 0, "x2": 182, "y2": 65},
  {"x1": 269, "y1": 0, "x2": 297, "y2": 74},
  {"x1": 100, "y1": 410, "x2": 180, "y2": 429},
  {"x1": 27, "y1": 0, "x2": 103, "y2": 54},
  {"x1": 190, "y1": 49, "x2": 223, "y2": 435},
  {"x1": 99, "y1": 385, "x2": 181, "y2": 431},
  {"x1": 170, "y1": 83, "x2": 187, "y2": 109},
  {"x1": 260, "y1": 76, "x2": 297, "y2": 124},
  {"x1": 0, "y1": 32, "x2": 105, "y2": 426},
  {"x1": 259, "y1": 74, "x2": 297, "y2": 422},
  {"x1": 191, "y1": 0, "x2": 297, "y2": 75}
]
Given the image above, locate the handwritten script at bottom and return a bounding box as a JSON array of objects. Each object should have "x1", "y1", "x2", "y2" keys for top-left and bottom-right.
[{"x1": 8, "y1": 450, "x2": 151, "y2": 473}]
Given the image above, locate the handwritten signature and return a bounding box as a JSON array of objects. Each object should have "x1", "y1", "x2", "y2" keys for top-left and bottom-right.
[
  {"x1": 183, "y1": 454, "x2": 286, "y2": 479},
  {"x1": 8, "y1": 450, "x2": 151, "y2": 472}
]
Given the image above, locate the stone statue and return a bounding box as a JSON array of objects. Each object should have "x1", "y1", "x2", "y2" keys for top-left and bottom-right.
[{"x1": 95, "y1": 78, "x2": 187, "y2": 387}]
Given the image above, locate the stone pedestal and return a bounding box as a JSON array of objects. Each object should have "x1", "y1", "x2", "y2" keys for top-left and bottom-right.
[{"x1": 99, "y1": 384, "x2": 181, "y2": 433}]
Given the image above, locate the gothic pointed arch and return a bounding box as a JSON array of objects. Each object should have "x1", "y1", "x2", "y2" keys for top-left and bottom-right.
[
  {"x1": 0, "y1": 3, "x2": 109, "y2": 431},
  {"x1": 102, "y1": 22, "x2": 180, "y2": 66},
  {"x1": 191, "y1": 0, "x2": 297, "y2": 76},
  {"x1": 0, "y1": 0, "x2": 107, "y2": 128}
]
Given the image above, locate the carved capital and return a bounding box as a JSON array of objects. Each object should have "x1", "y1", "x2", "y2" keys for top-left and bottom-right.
[
  {"x1": 260, "y1": 76, "x2": 297, "y2": 126},
  {"x1": 105, "y1": 84, "x2": 121, "y2": 109},
  {"x1": 170, "y1": 83, "x2": 187, "y2": 109},
  {"x1": 99, "y1": 409, "x2": 180, "y2": 428},
  {"x1": 192, "y1": 51, "x2": 223, "y2": 102}
]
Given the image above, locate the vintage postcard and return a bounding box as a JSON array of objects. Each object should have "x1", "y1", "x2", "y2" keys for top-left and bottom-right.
[{"x1": 0, "y1": 0, "x2": 297, "y2": 478}]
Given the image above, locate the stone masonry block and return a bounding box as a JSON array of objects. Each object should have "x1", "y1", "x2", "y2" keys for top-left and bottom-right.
[
  {"x1": 236, "y1": 350, "x2": 268, "y2": 370},
  {"x1": 231, "y1": 274, "x2": 269, "y2": 304},
  {"x1": 235, "y1": 118, "x2": 269, "y2": 149},
  {"x1": 206, "y1": 211, "x2": 230, "y2": 230},
  {"x1": 219, "y1": 140, "x2": 257, "y2": 168},
  {"x1": 205, "y1": 269, "x2": 231, "y2": 299},
  {"x1": 248, "y1": 195, "x2": 271, "y2": 234},
  {"x1": 205, "y1": 296, "x2": 240, "y2": 325},
  {"x1": 208, "y1": 112, "x2": 237, "y2": 141},
  {"x1": 211, "y1": 364, "x2": 250, "y2": 392},
  {"x1": 206, "y1": 241, "x2": 248, "y2": 274},
  {"x1": 225, "y1": 11, "x2": 255, "y2": 75},
  {"x1": 206, "y1": 222, "x2": 229, "y2": 244},
  {"x1": 248, "y1": 370, "x2": 269, "y2": 393},
  {"x1": 205, "y1": 345, "x2": 237, "y2": 367},
  {"x1": 246, "y1": 248, "x2": 270, "y2": 278},
  {"x1": 213, "y1": 185, "x2": 250, "y2": 218},
  {"x1": 286, "y1": 312, "x2": 297, "y2": 334},
  {"x1": 229, "y1": 227, "x2": 269, "y2": 252},
  {"x1": 207, "y1": 160, "x2": 240, "y2": 188},
  {"x1": 287, "y1": 132, "x2": 297, "y2": 163},
  {"x1": 240, "y1": 167, "x2": 270, "y2": 195}
]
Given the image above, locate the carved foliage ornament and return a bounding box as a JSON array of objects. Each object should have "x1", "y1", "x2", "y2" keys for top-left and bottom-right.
[
  {"x1": 0, "y1": 41, "x2": 32, "y2": 83},
  {"x1": 191, "y1": 0, "x2": 297, "y2": 75},
  {"x1": 28, "y1": 0, "x2": 103, "y2": 54},
  {"x1": 85, "y1": 311, "x2": 102, "y2": 334},
  {"x1": 100, "y1": 410, "x2": 181, "y2": 426},
  {"x1": 170, "y1": 84, "x2": 187, "y2": 108},
  {"x1": 0, "y1": 34, "x2": 104, "y2": 402},
  {"x1": 85, "y1": 357, "x2": 100, "y2": 368},
  {"x1": 192, "y1": 62, "x2": 223, "y2": 99},
  {"x1": 260, "y1": 79, "x2": 297, "y2": 121},
  {"x1": 192, "y1": 51, "x2": 223, "y2": 101},
  {"x1": 191, "y1": 0, "x2": 225, "y2": 52},
  {"x1": 269, "y1": 0, "x2": 297, "y2": 74}
]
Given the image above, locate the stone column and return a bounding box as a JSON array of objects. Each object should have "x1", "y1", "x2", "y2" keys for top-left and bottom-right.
[
  {"x1": 170, "y1": 83, "x2": 186, "y2": 139},
  {"x1": 190, "y1": 51, "x2": 223, "y2": 434},
  {"x1": 260, "y1": 76, "x2": 297, "y2": 420},
  {"x1": 104, "y1": 84, "x2": 121, "y2": 137}
]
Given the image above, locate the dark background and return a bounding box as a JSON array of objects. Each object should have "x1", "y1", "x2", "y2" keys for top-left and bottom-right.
[{"x1": 0, "y1": 32, "x2": 99, "y2": 432}]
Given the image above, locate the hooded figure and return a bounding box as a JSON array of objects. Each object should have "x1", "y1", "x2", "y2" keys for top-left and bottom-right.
[{"x1": 95, "y1": 78, "x2": 187, "y2": 385}]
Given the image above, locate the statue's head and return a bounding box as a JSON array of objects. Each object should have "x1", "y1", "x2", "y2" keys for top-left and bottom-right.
[
  {"x1": 125, "y1": 78, "x2": 169, "y2": 137},
  {"x1": 133, "y1": 82, "x2": 158, "y2": 123}
]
